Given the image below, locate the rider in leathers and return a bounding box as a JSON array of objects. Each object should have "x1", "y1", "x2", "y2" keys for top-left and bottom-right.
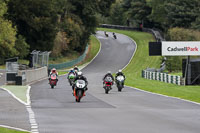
[
  {"x1": 115, "y1": 69, "x2": 126, "y2": 87},
  {"x1": 73, "y1": 71, "x2": 88, "y2": 91},
  {"x1": 103, "y1": 71, "x2": 114, "y2": 87}
]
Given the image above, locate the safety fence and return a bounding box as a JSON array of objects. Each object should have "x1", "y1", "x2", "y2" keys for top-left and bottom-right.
[
  {"x1": 48, "y1": 45, "x2": 89, "y2": 70},
  {"x1": 142, "y1": 70, "x2": 184, "y2": 85},
  {"x1": 100, "y1": 24, "x2": 165, "y2": 42}
]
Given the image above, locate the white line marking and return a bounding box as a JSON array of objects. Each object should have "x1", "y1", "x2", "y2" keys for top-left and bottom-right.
[
  {"x1": 121, "y1": 36, "x2": 137, "y2": 71},
  {"x1": 126, "y1": 85, "x2": 200, "y2": 106},
  {"x1": 0, "y1": 125, "x2": 31, "y2": 132},
  {"x1": 26, "y1": 86, "x2": 39, "y2": 133}
]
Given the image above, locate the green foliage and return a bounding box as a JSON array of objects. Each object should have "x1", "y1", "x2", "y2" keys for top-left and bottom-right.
[
  {"x1": 15, "y1": 35, "x2": 30, "y2": 58},
  {"x1": 0, "y1": 0, "x2": 17, "y2": 63},
  {"x1": 108, "y1": 1, "x2": 126, "y2": 25},
  {"x1": 122, "y1": 0, "x2": 151, "y2": 25},
  {"x1": 164, "y1": 0, "x2": 199, "y2": 28},
  {"x1": 168, "y1": 27, "x2": 200, "y2": 41},
  {"x1": 148, "y1": 0, "x2": 166, "y2": 29},
  {"x1": 7, "y1": 0, "x2": 59, "y2": 51}
]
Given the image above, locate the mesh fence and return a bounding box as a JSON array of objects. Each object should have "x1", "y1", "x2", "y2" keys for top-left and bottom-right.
[{"x1": 48, "y1": 45, "x2": 89, "y2": 70}]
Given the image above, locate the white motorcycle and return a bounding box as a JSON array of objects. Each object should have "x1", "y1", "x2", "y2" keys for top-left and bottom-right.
[{"x1": 116, "y1": 75, "x2": 125, "y2": 92}]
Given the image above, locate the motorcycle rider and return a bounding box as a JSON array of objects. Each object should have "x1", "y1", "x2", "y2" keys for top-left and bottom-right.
[
  {"x1": 73, "y1": 71, "x2": 88, "y2": 91},
  {"x1": 115, "y1": 69, "x2": 126, "y2": 87},
  {"x1": 49, "y1": 68, "x2": 58, "y2": 81},
  {"x1": 103, "y1": 71, "x2": 114, "y2": 87},
  {"x1": 67, "y1": 69, "x2": 77, "y2": 85}
]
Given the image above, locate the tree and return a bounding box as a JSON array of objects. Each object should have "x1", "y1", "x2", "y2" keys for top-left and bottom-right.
[
  {"x1": 164, "y1": 0, "x2": 199, "y2": 28},
  {"x1": 0, "y1": 0, "x2": 17, "y2": 63},
  {"x1": 122, "y1": 0, "x2": 151, "y2": 25},
  {"x1": 108, "y1": 1, "x2": 126, "y2": 25},
  {"x1": 7, "y1": 0, "x2": 59, "y2": 51}
]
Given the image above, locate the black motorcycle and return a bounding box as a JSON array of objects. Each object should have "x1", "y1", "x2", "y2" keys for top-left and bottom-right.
[
  {"x1": 116, "y1": 75, "x2": 125, "y2": 92},
  {"x1": 113, "y1": 33, "x2": 117, "y2": 39}
]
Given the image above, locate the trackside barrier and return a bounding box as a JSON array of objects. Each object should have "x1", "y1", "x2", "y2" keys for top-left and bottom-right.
[
  {"x1": 48, "y1": 45, "x2": 89, "y2": 70},
  {"x1": 142, "y1": 70, "x2": 184, "y2": 85},
  {"x1": 18, "y1": 67, "x2": 48, "y2": 85},
  {"x1": 100, "y1": 24, "x2": 165, "y2": 42}
]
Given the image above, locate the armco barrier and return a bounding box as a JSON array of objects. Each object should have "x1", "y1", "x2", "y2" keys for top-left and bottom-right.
[
  {"x1": 100, "y1": 24, "x2": 165, "y2": 42},
  {"x1": 18, "y1": 67, "x2": 48, "y2": 85},
  {"x1": 142, "y1": 70, "x2": 184, "y2": 85},
  {"x1": 48, "y1": 45, "x2": 89, "y2": 70}
]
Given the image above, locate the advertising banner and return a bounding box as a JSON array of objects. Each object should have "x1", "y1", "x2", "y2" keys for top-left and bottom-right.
[{"x1": 162, "y1": 41, "x2": 200, "y2": 56}]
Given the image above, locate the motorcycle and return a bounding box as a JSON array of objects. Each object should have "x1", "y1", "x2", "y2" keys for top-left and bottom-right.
[
  {"x1": 49, "y1": 74, "x2": 57, "y2": 89},
  {"x1": 73, "y1": 79, "x2": 87, "y2": 102},
  {"x1": 116, "y1": 75, "x2": 125, "y2": 92},
  {"x1": 68, "y1": 72, "x2": 76, "y2": 86},
  {"x1": 113, "y1": 33, "x2": 117, "y2": 39},
  {"x1": 103, "y1": 77, "x2": 113, "y2": 94}
]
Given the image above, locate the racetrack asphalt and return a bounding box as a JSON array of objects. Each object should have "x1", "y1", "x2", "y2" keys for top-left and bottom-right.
[{"x1": 30, "y1": 31, "x2": 200, "y2": 133}]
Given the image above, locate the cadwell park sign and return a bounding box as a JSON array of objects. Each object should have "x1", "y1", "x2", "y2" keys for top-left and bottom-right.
[
  {"x1": 162, "y1": 41, "x2": 200, "y2": 56},
  {"x1": 149, "y1": 41, "x2": 200, "y2": 56}
]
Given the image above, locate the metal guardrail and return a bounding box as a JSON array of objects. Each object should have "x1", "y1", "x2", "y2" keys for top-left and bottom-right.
[
  {"x1": 142, "y1": 70, "x2": 184, "y2": 85},
  {"x1": 48, "y1": 45, "x2": 89, "y2": 70},
  {"x1": 100, "y1": 24, "x2": 165, "y2": 42}
]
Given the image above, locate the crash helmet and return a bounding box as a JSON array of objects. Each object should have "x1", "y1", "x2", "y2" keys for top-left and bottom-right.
[
  {"x1": 52, "y1": 68, "x2": 56, "y2": 73},
  {"x1": 107, "y1": 71, "x2": 111, "y2": 74},
  {"x1": 118, "y1": 69, "x2": 122, "y2": 73},
  {"x1": 77, "y1": 71, "x2": 83, "y2": 76}
]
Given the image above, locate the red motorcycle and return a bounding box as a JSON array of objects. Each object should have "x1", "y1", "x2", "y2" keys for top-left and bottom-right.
[
  {"x1": 103, "y1": 77, "x2": 113, "y2": 94},
  {"x1": 49, "y1": 74, "x2": 57, "y2": 89},
  {"x1": 73, "y1": 80, "x2": 86, "y2": 102}
]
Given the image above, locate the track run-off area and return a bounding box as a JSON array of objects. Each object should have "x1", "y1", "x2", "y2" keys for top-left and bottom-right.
[{"x1": 0, "y1": 31, "x2": 200, "y2": 133}]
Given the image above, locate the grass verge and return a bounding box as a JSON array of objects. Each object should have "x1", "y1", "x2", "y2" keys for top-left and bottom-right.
[
  {"x1": 58, "y1": 35, "x2": 100, "y2": 75},
  {"x1": 0, "y1": 127, "x2": 29, "y2": 133},
  {"x1": 99, "y1": 28, "x2": 200, "y2": 103},
  {"x1": 1, "y1": 85, "x2": 28, "y2": 104}
]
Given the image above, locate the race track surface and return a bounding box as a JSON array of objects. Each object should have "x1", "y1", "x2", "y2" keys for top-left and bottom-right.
[{"x1": 31, "y1": 31, "x2": 200, "y2": 133}]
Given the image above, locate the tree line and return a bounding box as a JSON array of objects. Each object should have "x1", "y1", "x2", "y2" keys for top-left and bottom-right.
[{"x1": 0, "y1": 0, "x2": 115, "y2": 64}]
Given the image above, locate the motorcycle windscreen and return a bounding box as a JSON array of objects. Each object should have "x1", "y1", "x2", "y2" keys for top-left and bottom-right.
[
  {"x1": 105, "y1": 76, "x2": 113, "y2": 82},
  {"x1": 76, "y1": 80, "x2": 86, "y2": 88},
  {"x1": 116, "y1": 76, "x2": 124, "y2": 81}
]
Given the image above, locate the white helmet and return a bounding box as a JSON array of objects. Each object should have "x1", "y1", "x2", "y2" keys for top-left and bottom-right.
[
  {"x1": 118, "y1": 69, "x2": 122, "y2": 73},
  {"x1": 107, "y1": 71, "x2": 111, "y2": 74},
  {"x1": 77, "y1": 71, "x2": 82, "y2": 76}
]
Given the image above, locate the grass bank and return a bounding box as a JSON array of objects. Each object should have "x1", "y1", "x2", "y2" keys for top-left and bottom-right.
[
  {"x1": 99, "y1": 28, "x2": 200, "y2": 103},
  {"x1": 58, "y1": 35, "x2": 100, "y2": 75},
  {"x1": 0, "y1": 127, "x2": 29, "y2": 133}
]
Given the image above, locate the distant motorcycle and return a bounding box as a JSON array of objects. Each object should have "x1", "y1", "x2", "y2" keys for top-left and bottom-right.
[
  {"x1": 113, "y1": 33, "x2": 117, "y2": 39},
  {"x1": 103, "y1": 77, "x2": 113, "y2": 94},
  {"x1": 73, "y1": 79, "x2": 87, "y2": 102},
  {"x1": 49, "y1": 74, "x2": 57, "y2": 89},
  {"x1": 104, "y1": 31, "x2": 109, "y2": 37},
  {"x1": 68, "y1": 72, "x2": 76, "y2": 86},
  {"x1": 116, "y1": 75, "x2": 125, "y2": 92}
]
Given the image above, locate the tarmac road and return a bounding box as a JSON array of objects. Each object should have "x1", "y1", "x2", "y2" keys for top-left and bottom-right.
[{"x1": 31, "y1": 31, "x2": 200, "y2": 133}]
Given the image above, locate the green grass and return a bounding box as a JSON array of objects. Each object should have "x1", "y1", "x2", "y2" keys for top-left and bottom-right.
[
  {"x1": 1, "y1": 85, "x2": 28, "y2": 104},
  {"x1": 49, "y1": 51, "x2": 80, "y2": 64},
  {"x1": 81, "y1": 35, "x2": 101, "y2": 64},
  {"x1": 99, "y1": 28, "x2": 200, "y2": 103},
  {"x1": 0, "y1": 127, "x2": 29, "y2": 133},
  {"x1": 57, "y1": 35, "x2": 101, "y2": 73}
]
